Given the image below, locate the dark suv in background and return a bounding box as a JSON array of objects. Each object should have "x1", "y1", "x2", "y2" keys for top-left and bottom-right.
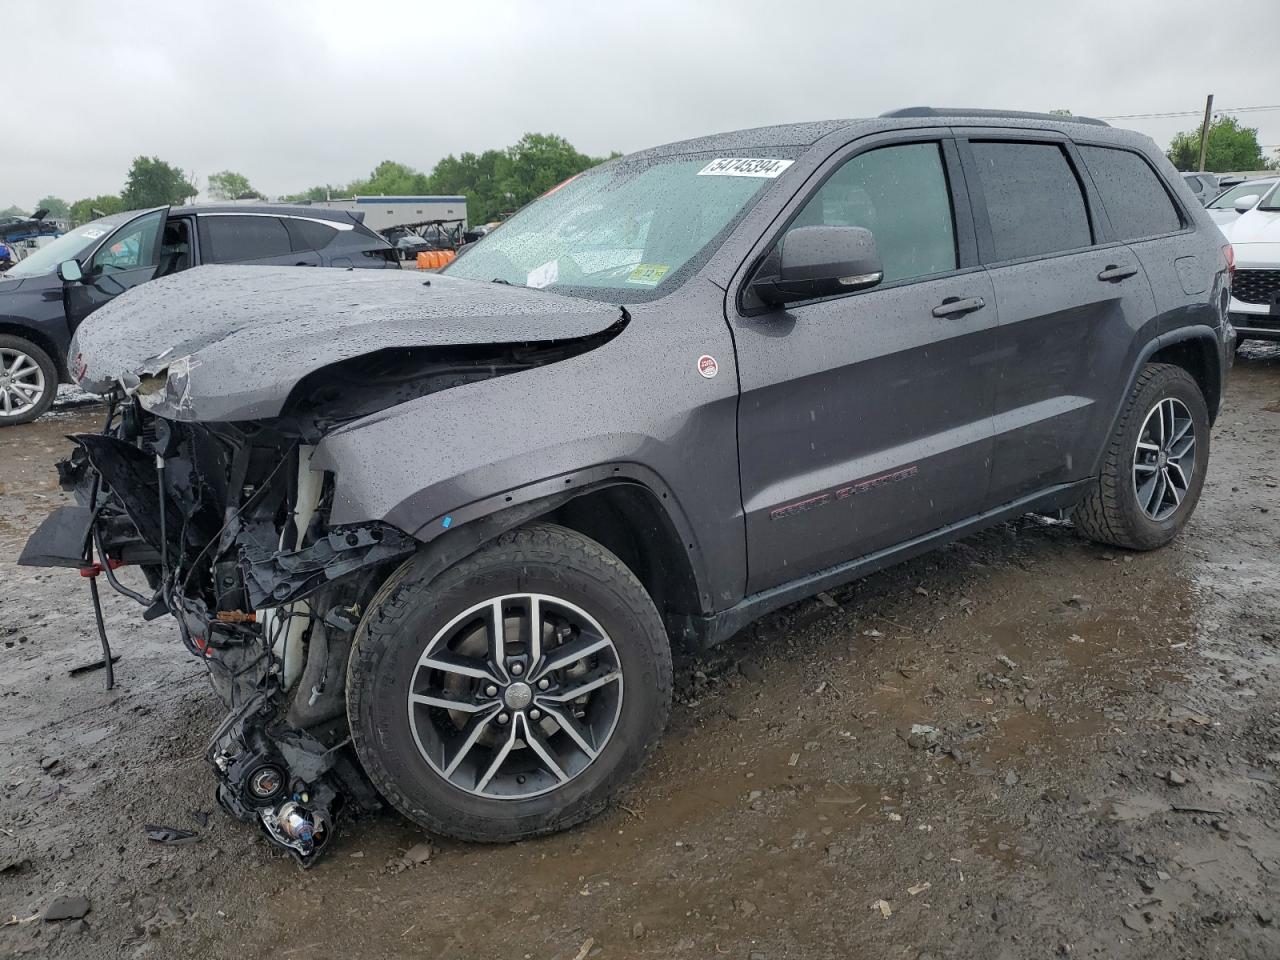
[
  {"x1": 24, "y1": 108, "x2": 1231, "y2": 863},
  {"x1": 0, "y1": 204, "x2": 397, "y2": 424}
]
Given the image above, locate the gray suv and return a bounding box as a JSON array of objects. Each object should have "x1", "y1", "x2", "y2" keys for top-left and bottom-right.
[{"x1": 21, "y1": 107, "x2": 1233, "y2": 863}]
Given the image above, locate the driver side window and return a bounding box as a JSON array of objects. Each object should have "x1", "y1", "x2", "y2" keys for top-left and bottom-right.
[
  {"x1": 92, "y1": 210, "x2": 164, "y2": 273},
  {"x1": 785, "y1": 142, "x2": 957, "y2": 284}
]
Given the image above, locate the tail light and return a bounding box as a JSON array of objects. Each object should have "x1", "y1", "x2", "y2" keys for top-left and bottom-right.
[{"x1": 1223, "y1": 243, "x2": 1235, "y2": 282}]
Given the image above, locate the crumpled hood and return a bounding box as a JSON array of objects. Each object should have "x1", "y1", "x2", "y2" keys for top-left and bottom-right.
[{"x1": 71, "y1": 265, "x2": 624, "y2": 422}]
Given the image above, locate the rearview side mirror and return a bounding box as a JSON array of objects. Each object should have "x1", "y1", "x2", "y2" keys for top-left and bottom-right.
[
  {"x1": 57, "y1": 259, "x2": 83, "y2": 283},
  {"x1": 1233, "y1": 195, "x2": 1260, "y2": 214},
  {"x1": 752, "y1": 226, "x2": 883, "y2": 306}
]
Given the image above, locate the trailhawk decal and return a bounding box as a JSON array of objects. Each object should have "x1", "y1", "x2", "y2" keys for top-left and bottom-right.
[
  {"x1": 697, "y1": 158, "x2": 794, "y2": 178},
  {"x1": 769, "y1": 465, "x2": 920, "y2": 521}
]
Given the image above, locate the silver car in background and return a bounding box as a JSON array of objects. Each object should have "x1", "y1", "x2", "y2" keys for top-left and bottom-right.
[{"x1": 1207, "y1": 177, "x2": 1280, "y2": 228}]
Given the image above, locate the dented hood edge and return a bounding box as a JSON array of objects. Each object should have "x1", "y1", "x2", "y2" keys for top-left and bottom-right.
[{"x1": 70, "y1": 265, "x2": 627, "y2": 422}]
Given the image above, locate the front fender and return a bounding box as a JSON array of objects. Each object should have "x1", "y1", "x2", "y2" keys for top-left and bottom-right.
[{"x1": 310, "y1": 296, "x2": 746, "y2": 608}]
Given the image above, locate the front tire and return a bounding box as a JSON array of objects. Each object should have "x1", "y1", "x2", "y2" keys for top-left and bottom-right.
[
  {"x1": 1072, "y1": 363, "x2": 1210, "y2": 550},
  {"x1": 0, "y1": 335, "x2": 57, "y2": 426},
  {"x1": 346, "y1": 523, "x2": 672, "y2": 842}
]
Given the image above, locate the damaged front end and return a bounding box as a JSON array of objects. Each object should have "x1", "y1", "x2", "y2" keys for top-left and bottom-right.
[{"x1": 21, "y1": 396, "x2": 416, "y2": 865}]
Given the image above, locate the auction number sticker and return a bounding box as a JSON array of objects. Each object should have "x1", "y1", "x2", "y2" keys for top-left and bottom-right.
[{"x1": 697, "y1": 158, "x2": 794, "y2": 178}]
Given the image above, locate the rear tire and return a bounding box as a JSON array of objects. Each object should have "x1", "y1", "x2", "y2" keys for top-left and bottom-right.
[
  {"x1": 1072, "y1": 363, "x2": 1209, "y2": 550},
  {"x1": 0, "y1": 335, "x2": 57, "y2": 426},
  {"x1": 346, "y1": 522, "x2": 672, "y2": 842}
]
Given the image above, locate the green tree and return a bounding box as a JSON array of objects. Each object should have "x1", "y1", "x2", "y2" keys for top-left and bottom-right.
[
  {"x1": 423, "y1": 134, "x2": 614, "y2": 224},
  {"x1": 0, "y1": 204, "x2": 27, "y2": 218},
  {"x1": 69, "y1": 195, "x2": 126, "y2": 225},
  {"x1": 207, "y1": 170, "x2": 259, "y2": 201},
  {"x1": 426, "y1": 149, "x2": 510, "y2": 223},
  {"x1": 498, "y1": 133, "x2": 599, "y2": 212},
  {"x1": 34, "y1": 196, "x2": 69, "y2": 219},
  {"x1": 1167, "y1": 116, "x2": 1279, "y2": 172},
  {"x1": 280, "y1": 185, "x2": 333, "y2": 203},
  {"x1": 280, "y1": 134, "x2": 616, "y2": 225},
  {"x1": 347, "y1": 160, "x2": 432, "y2": 197},
  {"x1": 121, "y1": 156, "x2": 198, "y2": 208}
]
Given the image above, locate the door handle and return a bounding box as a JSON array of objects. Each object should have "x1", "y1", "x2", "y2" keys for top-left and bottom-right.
[
  {"x1": 1097, "y1": 264, "x2": 1138, "y2": 282},
  {"x1": 932, "y1": 296, "x2": 986, "y2": 318}
]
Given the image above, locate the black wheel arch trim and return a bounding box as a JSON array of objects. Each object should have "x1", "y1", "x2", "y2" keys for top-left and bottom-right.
[
  {"x1": 1089, "y1": 324, "x2": 1225, "y2": 478},
  {"x1": 401, "y1": 463, "x2": 716, "y2": 619}
]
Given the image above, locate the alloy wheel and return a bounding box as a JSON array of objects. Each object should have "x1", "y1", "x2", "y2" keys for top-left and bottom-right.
[
  {"x1": 407, "y1": 593, "x2": 624, "y2": 799},
  {"x1": 0, "y1": 347, "x2": 46, "y2": 419},
  {"x1": 1133, "y1": 397, "x2": 1195, "y2": 522}
]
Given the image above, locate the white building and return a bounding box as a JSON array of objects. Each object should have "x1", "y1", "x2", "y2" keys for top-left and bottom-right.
[{"x1": 310, "y1": 195, "x2": 468, "y2": 231}]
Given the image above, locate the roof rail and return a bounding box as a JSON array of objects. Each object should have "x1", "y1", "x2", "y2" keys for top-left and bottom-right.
[{"x1": 881, "y1": 107, "x2": 1109, "y2": 127}]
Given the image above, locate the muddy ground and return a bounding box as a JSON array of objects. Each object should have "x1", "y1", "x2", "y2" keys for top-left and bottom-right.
[{"x1": 2, "y1": 349, "x2": 1278, "y2": 960}]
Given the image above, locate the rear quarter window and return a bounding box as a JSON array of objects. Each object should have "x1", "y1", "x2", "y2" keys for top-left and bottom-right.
[
  {"x1": 970, "y1": 141, "x2": 1093, "y2": 261},
  {"x1": 1078, "y1": 146, "x2": 1183, "y2": 240},
  {"x1": 284, "y1": 218, "x2": 339, "y2": 252}
]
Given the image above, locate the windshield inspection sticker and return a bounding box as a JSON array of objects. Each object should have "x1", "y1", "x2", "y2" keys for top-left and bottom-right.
[
  {"x1": 80, "y1": 228, "x2": 106, "y2": 240},
  {"x1": 626, "y1": 263, "x2": 670, "y2": 286},
  {"x1": 697, "y1": 158, "x2": 794, "y2": 178}
]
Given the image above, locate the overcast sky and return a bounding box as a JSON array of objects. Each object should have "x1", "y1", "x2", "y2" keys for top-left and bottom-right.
[{"x1": 7, "y1": 0, "x2": 1278, "y2": 208}]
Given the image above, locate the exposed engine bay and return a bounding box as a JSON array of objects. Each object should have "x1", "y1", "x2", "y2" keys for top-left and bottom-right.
[
  {"x1": 27, "y1": 397, "x2": 423, "y2": 863},
  {"x1": 17, "y1": 268, "x2": 632, "y2": 864}
]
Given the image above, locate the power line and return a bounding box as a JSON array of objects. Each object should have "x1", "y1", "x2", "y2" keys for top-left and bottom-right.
[{"x1": 1099, "y1": 104, "x2": 1280, "y2": 120}]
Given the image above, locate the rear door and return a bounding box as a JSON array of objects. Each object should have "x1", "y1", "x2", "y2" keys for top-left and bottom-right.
[
  {"x1": 732, "y1": 134, "x2": 1000, "y2": 594},
  {"x1": 195, "y1": 214, "x2": 321, "y2": 267},
  {"x1": 959, "y1": 135, "x2": 1158, "y2": 506},
  {"x1": 64, "y1": 207, "x2": 168, "y2": 331},
  {"x1": 1074, "y1": 143, "x2": 1220, "y2": 339}
]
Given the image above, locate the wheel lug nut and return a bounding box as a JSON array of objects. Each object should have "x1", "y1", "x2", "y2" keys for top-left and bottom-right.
[
  {"x1": 529, "y1": 709, "x2": 541, "y2": 721},
  {"x1": 537, "y1": 678, "x2": 550, "y2": 690},
  {"x1": 485, "y1": 685, "x2": 498, "y2": 697},
  {"x1": 497, "y1": 713, "x2": 509, "y2": 725},
  {"x1": 510, "y1": 663, "x2": 524, "y2": 676}
]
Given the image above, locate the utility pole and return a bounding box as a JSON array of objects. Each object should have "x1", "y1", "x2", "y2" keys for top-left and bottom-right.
[{"x1": 1197, "y1": 94, "x2": 1214, "y2": 172}]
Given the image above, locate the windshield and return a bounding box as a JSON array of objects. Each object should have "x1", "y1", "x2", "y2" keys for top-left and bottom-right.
[
  {"x1": 1209, "y1": 180, "x2": 1276, "y2": 210},
  {"x1": 1259, "y1": 181, "x2": 1280, "y2": 211},
  {"x1": 444, "y1": 153, "x2": 797, "y2": 300},
  {"x1": 4, "y1": 217, "x2": 119, "y2": 279}
]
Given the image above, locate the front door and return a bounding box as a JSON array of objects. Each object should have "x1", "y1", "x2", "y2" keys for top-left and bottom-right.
[
  {"x1": 732, "y1": 139, "x2": 1000, "y2": 594},
  {"x1": 64, "y1": 208, "x2": 168, "y2": 331}
]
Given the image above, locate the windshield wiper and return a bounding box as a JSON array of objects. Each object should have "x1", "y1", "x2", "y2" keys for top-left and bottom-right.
[{"x1": 490, "y1": 278, "x2": 511, "y2": 285}]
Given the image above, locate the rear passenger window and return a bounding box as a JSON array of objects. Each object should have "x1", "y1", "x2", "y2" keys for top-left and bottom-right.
[
  {"x1": 284, "y1": 218, "x2": 339, "y2": 252},
  {"x1": 970, "y1": 142, "x2": 1092, "y2": 261},
  {"x1": 786, "y1": 142, "x2": 956, "y2": 284},
  {"x1": 198, "y1": 216, "x2": 292, "y2": 263},
  {"x1": 1079, "y1": 146, "x2": 1183, "y2": 239}
]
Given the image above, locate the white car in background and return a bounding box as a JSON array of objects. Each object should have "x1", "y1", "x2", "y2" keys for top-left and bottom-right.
[
  {"x1": 1222, "y1": 181, "x2": 1280, "y2": 347},
  {"x1": 1206, "y1": 177, "x2": 1279, "y2": 228}
]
